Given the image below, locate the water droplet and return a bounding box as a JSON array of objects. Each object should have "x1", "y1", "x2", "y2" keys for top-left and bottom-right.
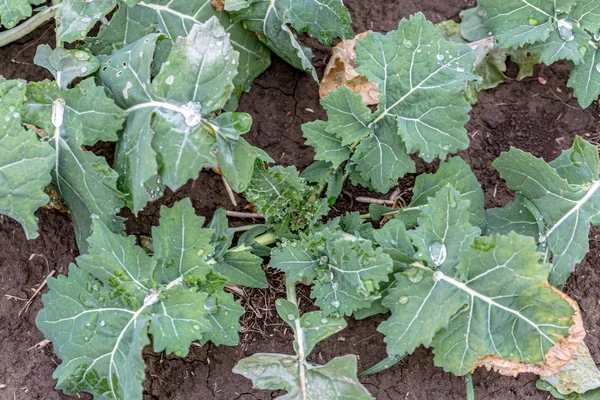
[
  {"x1": 528, "y1": 17, "x2": 540, "y2": 26},
  {"x1": 596, "y1": 63, "x2": 600, "y2": 73},
  {"x1": 477, "y1": 8, "x2": 487, "y2": 17},
  {"x1": 4, "y1": 116, "x2": 9, "y2": 122},
  {"x1": 416, "y1": 47, "x2": 422, "y2": 53},
  {"x1": 403, "y1": 39, "x2": 413, "y2": 48},
  {"x1": 579, "y1": 45, "x2": 589, "y2": 57},
  {"x1": 85, "y1": 322, "x2": 91, "y2": 327},
  {"x1": 287, "y1": 314, "x2": 295, "y2": 320},
  {"x1": 99, "y1": 320, "x2": 105, "y2": 327},
  {"x1": 487, "y1": 31, "x2": 493, "y2": 36},
  {"x1": 193, "y1": 324, "x2": 201, "y2": 331},
  {"x1": 432, "y1": 270, "x2": 444, "y2": 282},
  {"x1": 594, "y1": 32, "x2": 600, "y2": 41},
  {"x1": 81, "y1": 17, "x2": 92, "y2": 23},
  {"x1": 122, "y1": 81, "x2": 133, "y2": 100},
  {"x1": 85, "y1": 336, "x2": 89, "y2": 341},
  {"x1": 320, "y1": 318, "x2": 328, "y2": 324},
  {"x1": 539, "y1": 234, "x2": 547, "y2": 243},
  {"x1": 80, "y1": 66, "x2": 88, "y2": 73},
  {"x1": 8, "y1": 106, "x2": 15, "y2": 112},
  {"x1": 331, "y1": 282, "x2": 338, "y2": 290},
  {"x1": 436, "y1": 54, "x2": 445, "y2": 61},
  {"x1": 399, "y1": 296, "x2": 409, "y2": 304},
  {"x1": 408, "y1": 275, "x2": 423, "y2": 283},
  {"x1": 429, "y1": 242, "x2": 447, "y2": 267},
  {"x1": 331, "y1": 300, "x2": 340, "y2": 308},
  {"x1": 166, "y1": 75, "x2": 174, "y2": 85},
  {"x1": 558, "y1": 19, "x2": 577, "y2": 42}
]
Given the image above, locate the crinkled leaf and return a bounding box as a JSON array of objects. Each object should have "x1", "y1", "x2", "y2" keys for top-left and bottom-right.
[
  {"x1": 0, "y1": 0, "x2": 45, "y2": 28},
  {"x1": 380, "y1": 233, "x2": 577, "y2": 376},
  {"x1": 37, "y1": 200, "x2": 246, "y2": 400},
  {"x1": 56, "y1": 0, "x2": 117, "y2": 43},
  {"x1": 494, "y1": 137, "x2": 600, "y2": 287},
  {"x1": 0, "y1": 78, "x2": 54, "y2": 239},
  {"x1": 227, "y1": 0, "x2": 352, "y2": 78},
  {"x1": 34, "y1": 45, "x2": 100, "y2": 90},
  {"x1": 23, "y1": 79, "x2": 126, "y2": 251},
  {"x1": 321, "y1": 86, "x2": 372, "y2": 146},
  {"x1": 271, "y1": 228, "x2": 393, "y2": 317},
  {"x1": 302, "y1": 120, "x2": 351, "y2": 168},
  {"x1": 245, "y1": 164, "x2": 328, "y2": 233},
  {"x1": 300, "y1": 161, "x2": 345, "y2": 204}
]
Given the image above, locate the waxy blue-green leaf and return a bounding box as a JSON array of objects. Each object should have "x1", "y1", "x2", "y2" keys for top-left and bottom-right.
[
  {"x1": 480, "y1": 0, "x2": 600, "y2": 65},
  {"x1": 409, "y1": 185, "x2": 481, "y2": 272},
  {"x1": 111, "y1": 0, "x2": 271, "y2": 108},
  {"x1": 486, "y1": 195, "x2": 542, "y2": 238},
  {"x1": 355, "y1": 13, "x2": 478, "y2": 163},
  {"x1": 234, "y1": 354, "x2": 372, "y2": 399},
  {"x1": 300, "y1": 161, "x2": 345, "y2": 204},
  {"x1": 370, "y1": 157, "x2": 485, "y2": 231},
  {"x1": 380, "y1": 233, "x2": 578, "y2": 376},
  {"x1": 227, "y1": 0, "x2": 352, "y2": 79},
  {"x1": 37, "y1": 199, "x2": 247, "y2": 400},
  {"x1": 98, "y1": 19, "x2": 264, "y2": 211},
  {"x1": 0, "y1": 0, "x2": 45, "y2": 29},
  {"x1": 23, "y1": 78, "x2": 126, "y2": 251},
  {"x1": 234, "y1": 296, "x2": 371, "y2": 400},
  {"x1": 568, "y1": 43, "x2": 600, "y2": 108},
  {"x1": 494, "y1": 137, "x2": 600, "y2": 287},
  {"x1": 0, "y1": 78, "x2": 54, "y2": 239},
  {"x1": 272, "y1": 228, "x2": 393, "y2": 317},
  {"x1": 302, "y1": 120, "x2": 351, "y2": 168},
  {"x1": 321, "y1": 85, "x2": 372, "y2": 146},
  {"x1": 34, "y1": 45, "x2": 100, "y2": 90},
  {"x1": 56, "y1": 0, "x2": 117, "y2": 43}
]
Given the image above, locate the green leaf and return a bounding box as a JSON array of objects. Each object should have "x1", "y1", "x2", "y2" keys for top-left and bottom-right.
[
  {"x1": 0, "y1": 0, "x2": 45, "y2": 29},
  {"x1": 321, "y1": 86, "x2": 372, "y2": 146},
  {"x1": 539, "y1": 342, "x2": 600, "y2": 397},
  {"x1": 568, "y1": 44, "x2": 600, "y2": 108},
  {"x1": 480, "y1": 0, "x2": 600, "y2": 65},
  {"x1": 98, "y1": 19, "x2": 262, "y2": 212},
  {"x1": 355, "y1": 13, "x2": 478, "y2": 162},
  {"x1": 37, "y1": 199, "x2": 248, "y2": 400},
  {"x1": 245, "y1": 164, "x2": 329, "y2": 233},
  {"x1": 234, "y1": 354, "x2": 372, "y2": 400},
  {"x1": 215, "y1": 250, "x2": 268, "y2": 288},
  {"x1": 228, "y1": 0, "x2": 352, "y2": 78},
  {"x1": 271, "y1": 228, "x2": 394, "y2": 317},
  {"x1": 380, "y1": 232, "x2": 577, "y2": 376},
  {"x1": 0, "y1": 78, "x2": 54, "y2": 239},
  {"x1": 108, "y1": 0, "x2": 272, "y2": 107},
  {"x1": 494, "y1": 137, "x2": 600, "y2": 286},
  {"x1": 302, "y1": 120, "x2": 351, "y2": 168},
  {"x1": 301, "y1": 161, "x2": 345, "y2": 204},
  {"x1": 56, "y1": 0, "x2": 117, "y2": 43},
  {"x1": 371, "y1": 157, "x2": 485, "y2": 231},
  {"x1": 350, "y1": 118, "x2": 416, "y2": 193},
  {"x1": 409, "y1": 185, "x2": 481, "y2": 271},
  {"x1": 34, "y1": 45, "x2": 100, "y2": 90},
  {"x1": 486, "y1": 195, "x2": 542, "y2": 238},
  {"x1": 23, "y1": 79, "x2": 126, "y2": 251},
  {"x1": 460, "y1": 6, "x2": 489, "y2": 42}
]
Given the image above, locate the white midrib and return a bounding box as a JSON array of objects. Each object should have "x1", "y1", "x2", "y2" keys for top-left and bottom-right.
[
  {"x1": 545, "y1": 180, "x2": 600, "y2": 238},
  {"x1": 294, "y1": 316, "x2": 308, "y2": 400},
  {"x1": 108, "y1": 303, "x2": 149, "y2": 398},
  {"x1": 435, "y1": 272, "x2": 556, "y2": 345},
  {"x1": 371, "y1": 52, "x2": 471, "y2": 125}
]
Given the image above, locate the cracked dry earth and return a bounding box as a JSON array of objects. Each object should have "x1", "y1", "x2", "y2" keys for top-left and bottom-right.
[{"x1": 1, "y1": 0, "x2": 600, "y2": 399}]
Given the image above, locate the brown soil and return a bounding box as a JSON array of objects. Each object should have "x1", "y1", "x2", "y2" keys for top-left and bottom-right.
[{"x1": 1, "y1": 1, "x2": 599, "y2": 399}]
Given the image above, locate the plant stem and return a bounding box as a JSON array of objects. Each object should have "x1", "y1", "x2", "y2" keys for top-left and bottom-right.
[
  {"x1": 0, "y1": 6, "x2": 59, "y2": 48},
  {"x1": 465, "y1": 374, "x2": 474, "y2": 400},
  {"x1": 231, "y1": 224, "x2": 263, "y2": 233},
  {"x1": 226, "y1": 211, "x2": 264, "y2": 219},
  {"x1": 286, "y1": 282, "x2": 308, "y2": 400},
  {"x1": 228, "y1": 231, "x2": 278, "y2": 252}
]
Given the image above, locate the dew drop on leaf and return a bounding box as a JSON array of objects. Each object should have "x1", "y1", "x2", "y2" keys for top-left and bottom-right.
[
  {"x1": 403, "y1": 39, "x2": 412, "y2": 48},
  {"x1": 331, "y1": 300, "x2": 340, "y2": 308},
  {"x1": 578, "y1": 45, "x2": 589, "y2": 57},
  {"x1": 595, "y1": 32, "x2": 600, "y2": 41},
  {"x1": 193, "y1": 324, "x2": 201, "y2": 331},
  {"x1": 596, "y1": 63, "x2": 600, "y2": 73},
  {"x1": 287, "y1": 314, "x2": 295, "y2": 320},
  {"x1": 399, "y1": 296, "x2": 409, "y2": 305},
  {"x1": 99, "y1": 320, "x2": 105, "y2": 327},
  {"x1": 527, "y1": 17, "x2": 540, "y2": 26},
  {"x1": 320, "y1": 318, "x2": 328, "y2": 324},
  {"x1": 436, "y1": 54, "x2": 445, "y2": 61},
  {"x1": 557, "y1": 19, "x2": 577, "y2": 42},
  {"x1": 429, "y1": 241, "x2": 447, "y2": 266}
]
